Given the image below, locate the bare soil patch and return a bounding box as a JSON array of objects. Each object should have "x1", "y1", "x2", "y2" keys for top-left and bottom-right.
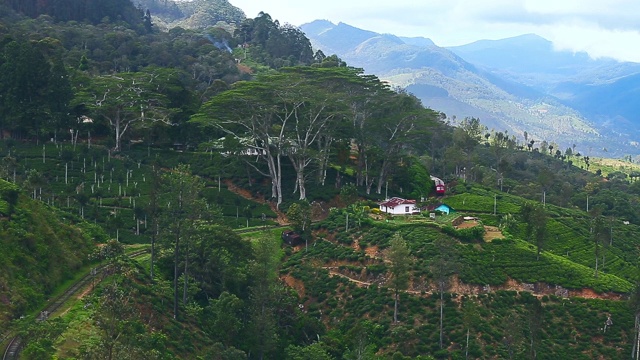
[
  {"x1": 455, "y1": 220, "x2": 504, "y2": 242},
  {"x1": 282, "y1": 274, "x2": 306, "y2": 298},
  {"x1": 455, "y1": 221, "x2": 478, "y2": 229},
  {"x1": 483, "y1": 225, "x2": 504, "y2": 241}
]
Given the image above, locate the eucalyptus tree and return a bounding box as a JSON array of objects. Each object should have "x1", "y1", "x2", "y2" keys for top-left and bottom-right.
[{"x1": 73, "y1": 68, "x2": 178, "y2": 151}]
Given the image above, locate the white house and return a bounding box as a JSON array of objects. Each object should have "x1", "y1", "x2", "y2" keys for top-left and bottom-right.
[{"x1": 379, "y1": 197, "x2": 420, "y2": 215}]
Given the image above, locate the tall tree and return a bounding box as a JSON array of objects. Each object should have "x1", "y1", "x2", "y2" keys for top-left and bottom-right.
[
  {"x1": 590, "y1": 210, "x2": 608, "y2": 278},
  {"x1": 73, "y1": 68, "x2": 176, "y2": 151},
  {"x1": 520, "y1": 201, "x2": 547, "y2": 260},
  {"x1": 462, "y1": 299, "x2": 480, "y2": 360},
  {"x1": 191, "y1": 79, "x2": 286, "y2": 207},
  {"x1": 247, "y1": 234, "x2": 282, "y2": 360},
  {"x1": 385, "y1": 233, "x2": 412, "y2": 324},
  {"x1": 0, "y1": 39, "x2": 72, "y2": 139},
  {"x1": 430, "y1": 237, "x2": 460, "y2": 349},
  {"x1": 631, "y1": 283, "x2": 640, "y2": 359},
  {"x1": 146, "y1": 161, "x2": 162, "y2": 281},
  {"x1": 277, "y1": 67, "x2": 348, "y2": 200},
  {"x1": 371, "y1": 91, "x2": 436, "y2": 195},
  {"x1": 286, "y1": 200, "x2": 312, "y2": 249},
  {"x1": 527, "y1": 299, "x2": 543, "y2": 359},
  {"x1": 159, "y1": 164, "x2": 206, "y2": 320},
  {"x1": 193, "y1": 67, "x2": 352, "y2": 205}
]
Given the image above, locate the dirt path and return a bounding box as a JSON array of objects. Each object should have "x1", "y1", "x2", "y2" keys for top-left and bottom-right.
[
  {"x1": 323, "y1": 268, "x2": 624, "y2": 301},
  {"x1": 223, "y1": 180, "x2": 288, "y2": 225}
]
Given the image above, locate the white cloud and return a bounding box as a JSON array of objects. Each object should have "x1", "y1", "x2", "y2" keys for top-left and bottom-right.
[{"x1": 229, "y1": 0, "x2": 640, "y2": 62}]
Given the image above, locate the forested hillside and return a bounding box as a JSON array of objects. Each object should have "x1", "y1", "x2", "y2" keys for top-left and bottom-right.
[
  {"x1": 0, "y1": 178, "x2": 103, "y2": 325},
  {"x1": 1, "y1": 1, "x2": 640, "y2": 359}
]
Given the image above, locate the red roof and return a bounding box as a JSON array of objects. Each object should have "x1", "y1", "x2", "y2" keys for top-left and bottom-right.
[{"x1": 379, "y1": 197, "x2": 416, "y2": 208}]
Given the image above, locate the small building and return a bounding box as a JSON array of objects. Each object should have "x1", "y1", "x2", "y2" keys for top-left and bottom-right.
[
  {"x1": 434, "y1": 204, "x2": 454, "y2": 215},
  {"x1": 379, "y1": 197, "x2": 420, "y2": 215},
  {"x1": 281, "y1": 230, "x2": 302, "y2": 246},
  {"x1": 425, "y1": 203, "x2": 455, "y2": 215}
]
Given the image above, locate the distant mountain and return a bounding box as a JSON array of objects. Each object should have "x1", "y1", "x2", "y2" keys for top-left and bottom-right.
[
  {"x1": 447, "y1": 34, "x2": 605, "y2": 87},
  {"x1": 448, "y1": 34, "x2": 640, "y2": 145},
  {"x1": 301, "y1": 20, "x2": 612, "y2": 154}
]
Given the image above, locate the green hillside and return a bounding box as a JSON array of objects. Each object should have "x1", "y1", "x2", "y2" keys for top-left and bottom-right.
[
  {"x1": 2, "y1": 1, "x2": 640, "y2": 359},
  {"x1": 0, "y1": 178, "x2": 104, "y2": 324}
]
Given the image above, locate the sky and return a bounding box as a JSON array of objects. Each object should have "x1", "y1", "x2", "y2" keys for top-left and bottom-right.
[{"x1": 228, "y1": 0, "x2": 640, "y2": 62}]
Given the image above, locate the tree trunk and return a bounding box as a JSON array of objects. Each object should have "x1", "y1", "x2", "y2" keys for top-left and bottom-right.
[
  {"x1": 393, "y1": 290, "x2": 399, "y2": 324},
  {"x1": 440, "y1": 289, "x2": 444, "y2": 349},
  {"x1": 376, "y1": 158, "x2": 391, "y2": 195},
  {"x1": 114, "y1": 114, "x2": 121, "y2": 152},
  {"x1": 276, "y1": 154, "x2": 283, "y2": 208},
  {"x1": 150, "y1": 222, "x2": 157, "y2": 281},
  {"x1": 466, "y1": 328, "x2": 469, "y2": 360},
  {"x1": 634, "y1": 313, "x2": 640, "y2": 359},
  {"x1": 296, "y1": 167, "x2": 306, "y2": 200},
  {"x1": 183, "y1": 240, "x2": 189, "y2": 305},
  {"x1": 356, "y1": 143, "x2": 365, "y2": 186},
  {"x1": 173, "y1": 234, "x2": 180, "y2": 319}
]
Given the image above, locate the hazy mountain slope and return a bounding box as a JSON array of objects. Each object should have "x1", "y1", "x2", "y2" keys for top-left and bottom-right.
[
  {"x1": 447, "y1": 34, "x2": 608, "y2": 87},
  {"x1": 301, "y1": 20, "x2": 602, "y2": 152},
  {"x1": 448, "y1": 34, "x2": 640, "y2": 143}
]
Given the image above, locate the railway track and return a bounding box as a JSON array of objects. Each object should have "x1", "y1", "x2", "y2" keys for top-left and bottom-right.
[
  {"x1": 1, "y1": 248, "x2": 149, "y2": 360},
  {"x1": 233, "y1": 224, "x2": 283, "y2": 234}
]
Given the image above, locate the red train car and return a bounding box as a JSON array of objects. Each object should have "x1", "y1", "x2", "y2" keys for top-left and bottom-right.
[{"x1": 431, "y1": 176, "x2": 446, "y2": 195}]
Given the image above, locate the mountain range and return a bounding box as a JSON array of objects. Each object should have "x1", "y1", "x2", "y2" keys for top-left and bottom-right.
[{"x1": 301, "y1": 20, "x2": 640, "y2": 156}]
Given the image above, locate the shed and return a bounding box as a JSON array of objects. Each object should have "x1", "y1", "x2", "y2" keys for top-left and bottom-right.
[
  {"x1": 281, "y1": 230, "x2": 302, "y2": 246},
  {"x1": 425, "y1": 203, "x2": 455, "y2": 215},
  {"x1": 434, "y1": 204, "x2": 454, "y2": 215}
]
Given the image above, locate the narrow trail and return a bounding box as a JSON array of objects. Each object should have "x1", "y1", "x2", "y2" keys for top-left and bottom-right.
[
  {"x1": 323, "y1": 268, "x2": 625, "y2": 301},
  {"x1": 223, "y1": 180, "x2": 288, "y2": 225}
]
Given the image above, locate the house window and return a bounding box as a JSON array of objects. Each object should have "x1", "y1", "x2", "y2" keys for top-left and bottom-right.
[{"x1": 405, "y1": 206, "x2": 409, "y2": 212}]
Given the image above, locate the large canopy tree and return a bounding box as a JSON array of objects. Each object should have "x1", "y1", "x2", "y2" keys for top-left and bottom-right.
[
  {"x1": 73, "y1": 67, "x2": 179, "y2": 151},
  {"x1": 192, "y1": 66, "x2": 353, "y2": 206}
]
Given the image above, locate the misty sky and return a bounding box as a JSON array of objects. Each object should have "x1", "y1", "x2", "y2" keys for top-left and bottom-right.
[{"x1": 230, "y1": 0, "x2": 640, "y2": 62}]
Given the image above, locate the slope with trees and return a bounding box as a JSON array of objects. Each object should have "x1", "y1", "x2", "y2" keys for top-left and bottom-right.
[{"x1": 3, "y1": 2, "x2": 640, "y2": 359}]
